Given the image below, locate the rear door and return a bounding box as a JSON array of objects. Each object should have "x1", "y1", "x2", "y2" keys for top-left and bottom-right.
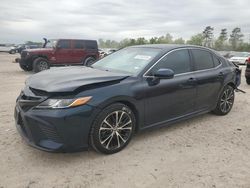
[
  {"x1": 71, "y1": 40, "x2": 85, "y2": 64},
  {"x1": 191, "y1": 49, "x2": 223, "y2": 111},
  {"x1": 54, "y1": 40, "x2": 73, "y2": 64}
]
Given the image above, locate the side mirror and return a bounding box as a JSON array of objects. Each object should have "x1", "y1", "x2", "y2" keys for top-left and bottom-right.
[{"x1": 154, "y1": 68, "x2": 174, "y2": 79}]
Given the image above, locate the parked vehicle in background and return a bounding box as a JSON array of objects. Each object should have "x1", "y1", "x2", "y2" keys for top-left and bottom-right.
[
  {"x1": 14, "y1": 44, "x2": 241, "y2": 154},
  {"x1": 99, "y1": 49, "x2": 107, "y2": 58},
  {"x1": 245, "y1": 57, "x2": 250, "y2": 84},
  {"x1": 107, "y1": 49, "x2": 117, "y2": 54},
  {"x1": 16, "y1": 44, "x2": 42, "y2": 54},
  {"x1": 18, "y1": 39, "x2": 99, "y2": 72},
  {"x1": 0, "y1": 44, "x2": 17, "y2": 54},
  {"x1": 229, "y1": 52, "x2": 250, "y2": 65}
]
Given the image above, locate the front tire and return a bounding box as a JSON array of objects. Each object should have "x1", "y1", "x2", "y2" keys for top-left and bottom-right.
[
  {"x1": 19, "y1": 64, "x2": 32, "y2": 71},
  {"x1": 90, "y1": 103, "x2": 135, "y2": 154},
  {"x1": 33, "y1": 57, "x2": 50, "y2": 73},
  {"x1": 212, "y1": 85, "x2": 235, "y2": 115}
]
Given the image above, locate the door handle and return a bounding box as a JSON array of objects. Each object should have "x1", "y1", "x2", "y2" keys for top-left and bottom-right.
[
  {"x1": 186, "y1": 77, "x2": 197, "y2": 85},
  {"x1": 218, "y1": 72, "x2": 224, "y2": 77},
  {"x1": 217, "y1": 72, "x2": 224, "y2": 79}
]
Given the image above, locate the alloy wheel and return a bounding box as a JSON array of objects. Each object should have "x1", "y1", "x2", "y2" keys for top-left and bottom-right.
[
  {"x1": 39, "y1": 61, "x2": 48, "y2": 70},
  {"x1": 99, "y1": 110, "x2": 133, "y2": 150},
  {"x1": 220, "y1": 87, "x2": 234, "y2": 113}
]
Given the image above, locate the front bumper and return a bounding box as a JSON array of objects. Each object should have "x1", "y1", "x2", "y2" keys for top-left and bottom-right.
[
  {"x1": 19, "y1": 57, "x2": 32, "y2": 66},
  {"x1": 14, "y1": 100, "x2": 99, "y2": 152}
]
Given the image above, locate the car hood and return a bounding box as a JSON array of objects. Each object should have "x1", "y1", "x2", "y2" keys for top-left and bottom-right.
[
  {"x1": 25, "y1": 48, "x2": 52, "y2": 53},
  {"x1": 26, "y1": 66, "x2": 129, "y2": 93}
]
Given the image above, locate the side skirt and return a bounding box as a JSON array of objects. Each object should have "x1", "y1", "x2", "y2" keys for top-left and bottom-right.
[{"x1": 139, "y1": 109, "x2": 212, "y2": 132}]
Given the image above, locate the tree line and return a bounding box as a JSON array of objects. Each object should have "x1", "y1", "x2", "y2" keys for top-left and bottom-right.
[{"x1": 98, "y1": 26, "x2": 250, "y2": 52}]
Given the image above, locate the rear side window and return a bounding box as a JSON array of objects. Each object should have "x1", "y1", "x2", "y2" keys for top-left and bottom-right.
[
  {"x1": 213, "y1": 56, "x2": 221, "y2": 67},
  {"x1": 74, "y1": 40, "x2": 85, "y2": 49},
  {"x1": 57, "y1": 40, "x2": 70, "y2": 49},
  {"x1": 85, "y1": 41, "x2": 97, "y2": 49},
  {"x1": 192, "y1": 49, "x2": 214, "y2": 70},
  {"x1": 150, "y1": 49, "x2": 191, "y2": 75}
]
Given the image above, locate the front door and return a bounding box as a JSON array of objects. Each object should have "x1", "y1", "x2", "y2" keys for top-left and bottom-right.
[
  {"x1": 54, "y1": 40, "x2": 73, "y2": 64},
  {"x1": 143, "y1": 49, "x2": 197, "y2": 127}
]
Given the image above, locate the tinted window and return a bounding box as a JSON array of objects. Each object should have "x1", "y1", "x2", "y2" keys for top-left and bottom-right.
[
  {"x1": 85, "y1": 41, "x2": 97, "y2": 49},
  {"x1": 58, "y1": 40, "x2": 70, "y2": 49},
  {"x1": 74, "y1": 40, "x2": 85, "y2": 49},
  {"x1": 213, "y1": 56, "x2": 221, "y2": 67},
  {"x1": 192, "y1": 49, "x2": 214, "y2": 70},
  {"x1": 150, "y1": 49, "x2": 191, "y2": 75}
]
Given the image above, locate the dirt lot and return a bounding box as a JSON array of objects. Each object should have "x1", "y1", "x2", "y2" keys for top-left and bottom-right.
[{"x1": 0, "y1": 53, "x2": 250, "y2": 188}]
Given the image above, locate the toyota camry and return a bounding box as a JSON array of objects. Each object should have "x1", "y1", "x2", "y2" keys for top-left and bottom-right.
[{"x1": 14, "y1": 44, "x2": 240, "y2": 154}]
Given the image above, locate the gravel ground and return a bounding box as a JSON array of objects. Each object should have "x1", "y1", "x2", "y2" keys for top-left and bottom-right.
[{"x1": 0, "y1": 53, "x2": 250, "y2": 188}]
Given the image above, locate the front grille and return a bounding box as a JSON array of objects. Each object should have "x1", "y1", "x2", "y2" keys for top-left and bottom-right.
[
  {"x1": 21, "y1": 51, "x2": 27, "y2": 58},
  {"x1": 39, "y1": 125, "x2": 62, "y2": 143}
]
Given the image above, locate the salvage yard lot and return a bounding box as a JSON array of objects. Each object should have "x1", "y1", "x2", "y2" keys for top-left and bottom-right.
[{"x1": 0, "y1": 52, "x2": 250, "y2": 188}]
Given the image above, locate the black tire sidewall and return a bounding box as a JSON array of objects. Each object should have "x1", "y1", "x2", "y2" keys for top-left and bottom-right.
[
  {"x1": 33, "y1": 58, "x2": 49, "y2": 73},
  {"x1": 84, "y1": 57, "x2": 95, "y2": 66},
  {"x1": 246, "y1": 78, "x2": 250, "y2": 85},
  {"x1": 213, "y1": 85, "x2": 235, "y2": 115},
  {"x1": 90, "y1": 103, "x2": 136, "y2": 154},
  {"x1": 19, "y1": 64, "x2": 32, "y2": 71}
]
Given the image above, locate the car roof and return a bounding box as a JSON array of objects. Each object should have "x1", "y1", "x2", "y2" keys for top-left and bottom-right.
[{"x1": 130, "y1": 44, "x2": 215, "y2": 53}]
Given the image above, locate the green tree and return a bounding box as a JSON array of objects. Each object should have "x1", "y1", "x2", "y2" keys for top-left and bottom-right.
[
  {"x1": 229, "y1": 27, "x2": 244, "y2": 50},
  {"x1": 25, "y1": 41, "x2": 43, "y2": 46},
  {"x1": 214, "y1": 29, "x2": 228, "y2": 50},
  {"x1": 174, "y1": 38, "x2": 185, "y2": 44},
  {"x1": 149, "y1": 37, "x2": 158, "y2": 44},
  {"x1": 187, "y1": 34, "x2": 203, "y2": 46},
  {"x1": 136, "y1": 37, "x2": 148, "y2": 45},
  {"x1": 202, "y1": 26, "x2": 214, "y2": 47},
  {"x1": 164, "y1": 33, "x2": 173, "y2": 44}
]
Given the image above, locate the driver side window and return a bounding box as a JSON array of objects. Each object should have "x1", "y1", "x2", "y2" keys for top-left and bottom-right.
[{"x1": 149, "y1": 49, "x2": 191, "y2": 75}]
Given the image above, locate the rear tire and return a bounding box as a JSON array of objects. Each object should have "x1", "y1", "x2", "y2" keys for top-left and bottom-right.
[
  {"x1": 212, "y1": 85, "x2": 235, "y2": 115},
  {"x1": 90, "y1": 103, "x2": 135, "y2": 154},
  {"x1": 246, "y1": 78, "x2": 250, "y2": 85},
  {"x1": 33, "y1": 57, "x2": 50, "y2": 73},
  {"x1": 84, "y1": 57, "x2": 96, "y2": 67}
]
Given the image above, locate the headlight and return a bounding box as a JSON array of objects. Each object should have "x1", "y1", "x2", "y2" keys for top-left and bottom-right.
[{"x1": 36, "y1": 96, "x2": 92, "y2": 109}]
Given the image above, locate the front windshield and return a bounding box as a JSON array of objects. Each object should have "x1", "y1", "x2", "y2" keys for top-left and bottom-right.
[
  {"x1": 92, "y1": 47, "x2": 161, "y2": 75},
  {"x1": 45, "y1": 39, "x2": 57, "y2": 48}
]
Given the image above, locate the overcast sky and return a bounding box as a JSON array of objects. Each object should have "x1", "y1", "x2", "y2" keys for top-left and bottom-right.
[{"x1": 0, "y1": 0, "x2": 250, "y2": 44}]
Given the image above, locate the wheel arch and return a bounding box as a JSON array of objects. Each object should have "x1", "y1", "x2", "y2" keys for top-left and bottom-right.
[
  {"x1": 33, "y1": 55, "x2": 50, "y2": 62},
  {"x1": 116, "y1": 100, "x2": 140, "y2": 133},
  {"x1": 227, "y1": 82, "x2": 237, "y2": 89}
]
